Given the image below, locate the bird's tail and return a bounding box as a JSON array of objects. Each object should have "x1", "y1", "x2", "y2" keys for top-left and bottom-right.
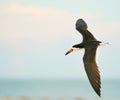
[{"x1": 99, "y1": 42, "x2": 110, "y2": 46}]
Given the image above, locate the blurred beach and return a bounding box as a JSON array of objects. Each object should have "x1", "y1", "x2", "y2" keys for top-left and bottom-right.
[
  {"x1": 0, "y1": 79, "x2": 119, "y2": 100},
  {"x1": 0, "y1": 97, "x2": 115, "y2": 100},
  {"x1": 0, "y1": 97, "x2": 84, "y2": 100}
]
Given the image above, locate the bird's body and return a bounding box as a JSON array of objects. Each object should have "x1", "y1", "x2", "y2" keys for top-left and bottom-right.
[{"x1": 65, "y1": 19, "x2": 103, "y2": 97}]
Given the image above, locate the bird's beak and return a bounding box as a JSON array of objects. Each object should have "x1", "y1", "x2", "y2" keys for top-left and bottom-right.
[{"x1": 65, "y1": 48, "x2": 74, "y2": 56}]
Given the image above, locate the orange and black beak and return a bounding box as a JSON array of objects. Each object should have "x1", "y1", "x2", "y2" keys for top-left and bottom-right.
[{"x1": 65, "y1": 48, "x2": 74, "y2": 56}]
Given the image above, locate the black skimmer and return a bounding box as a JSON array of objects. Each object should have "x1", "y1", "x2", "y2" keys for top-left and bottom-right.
[{"x1": 65, "y1": 19, "x2": 105, "y2": 97}]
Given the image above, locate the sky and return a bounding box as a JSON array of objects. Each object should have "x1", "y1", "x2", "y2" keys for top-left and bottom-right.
[{"x1": 0, "y1": 0, "x2": 120, "y2": 79}]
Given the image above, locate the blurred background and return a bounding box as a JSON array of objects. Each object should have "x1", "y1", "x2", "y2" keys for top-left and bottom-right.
[{"x1": 0, "y1": 0, "x2": 120, "y2": 100}]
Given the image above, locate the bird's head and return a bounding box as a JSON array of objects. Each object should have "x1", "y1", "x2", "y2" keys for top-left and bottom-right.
[
  {"x1": 65, "y1": 48, "x2": 81, "y2": 56},
  {"x1": 65, "y1": 48, "x2": 74, "y2": 55}
]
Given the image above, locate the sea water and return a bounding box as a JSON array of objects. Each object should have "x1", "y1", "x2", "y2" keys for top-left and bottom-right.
[{"x1": 0, "y1": 79, "x2": 119, "y2": 100}]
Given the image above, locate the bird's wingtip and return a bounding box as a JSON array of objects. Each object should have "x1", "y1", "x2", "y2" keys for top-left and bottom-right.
[
  {"x1": 76, "y1": 18, "x2": 88, "y2": 30},
  {"x1": 95, "y1": 88, "x2": 101, "y2": 97},
  {"x1": 98, "y1": 93, "x2": 101, "y2": 97}
]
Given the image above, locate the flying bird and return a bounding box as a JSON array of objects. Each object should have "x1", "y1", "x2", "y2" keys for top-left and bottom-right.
[{"x1": 65, "y1": 19, "x2": 105, "y2": 97}]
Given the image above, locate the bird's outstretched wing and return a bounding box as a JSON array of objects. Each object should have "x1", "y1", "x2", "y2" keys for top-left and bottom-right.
[
  {"x1": 76, "y1": 19, "x2": 97, "y2": 42},
  {"x1": 83, "y1": 45, "x2": 101, "y2": 97}
]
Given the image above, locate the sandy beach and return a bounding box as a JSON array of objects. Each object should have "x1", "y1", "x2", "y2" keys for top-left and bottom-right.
[{"x1": 0, "y1": 97, "x2": 84, "y2": 100}]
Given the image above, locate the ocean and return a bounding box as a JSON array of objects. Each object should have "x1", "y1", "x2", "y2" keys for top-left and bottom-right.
[{"x1": 0, "y1": 79, "x2": 119, "y2": 100}]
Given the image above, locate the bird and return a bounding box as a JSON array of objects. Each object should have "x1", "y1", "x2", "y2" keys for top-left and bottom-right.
[{"x1": 65, "y1": 18, "x2": 105, "y2": 97}]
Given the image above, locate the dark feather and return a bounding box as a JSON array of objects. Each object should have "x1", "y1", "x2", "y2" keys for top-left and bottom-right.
[
  {"x1": 76, "y1": 19, "x2": 97, "y2": 42},
  {"x1": 83, "y1": 45, "x2": 101, "y2": 97}
]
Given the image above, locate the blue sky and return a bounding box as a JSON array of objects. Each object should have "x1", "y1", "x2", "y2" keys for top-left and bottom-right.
[{"x1": 0, "y1": 0, "x2": 120, "y2": 79}]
